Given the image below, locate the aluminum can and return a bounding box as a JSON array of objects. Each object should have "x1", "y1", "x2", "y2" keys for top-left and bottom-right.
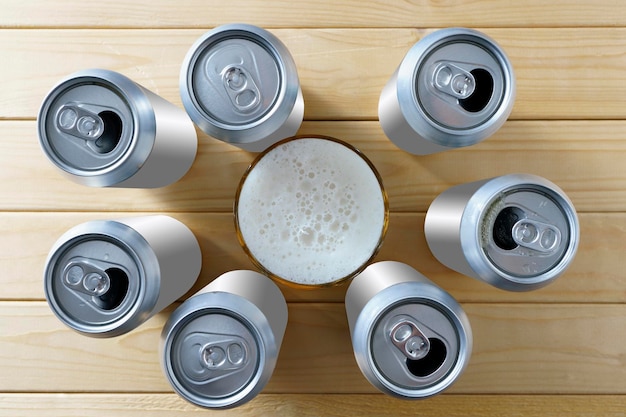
[
  {"x1": 424, "y1": 173, "x2": 579, "y2": 291},
  {"x1": 378, "y1": 28, "x2": 515, "y2": 154},
  {"x1": 180, "y1": 24, "x2": 304, "y2": 152},
  {"x1": 44, "y1": 215, "x2": 202, "y2": 337},
  {"x1": 345, "y1": 261, "x2": 472, "y2": 399},
  {"x1": 160, "y1": 270, "x2": 288, "y2": 409},
  {"x1": 38, "y1": 69, "x2": 197, "y2": 187}
]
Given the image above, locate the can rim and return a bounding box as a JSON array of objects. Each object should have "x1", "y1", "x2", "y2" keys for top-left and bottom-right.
[
  {"x1": 43, "y1": 220, "x2": 161, "y2": 337},
  {"x1": 37, "y1": 69, "x2": 157, "y2": 187},
  {"x1": 180, "y1": 24, "x2": 301, "y2": 144},
  {"x1": 396, "y1": 28, "x2": 516, "y2": 147},
  {"x1": 233, "y1": 135, "x2": 390, "y2": 289},
  {"x1": 350, "y1": 281, "x2": 472, "y2": 399},
  {"x1": 160, "y1": 291, "x2": 279, "y2": 409},
  {"x1": 461, "y1": 173, "x2": 580, "y2": 291}
]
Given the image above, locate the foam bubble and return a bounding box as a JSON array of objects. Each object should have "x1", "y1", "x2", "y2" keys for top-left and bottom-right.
[{"x1": 236, "y1": 137, "x2": 387, "y2": 286}]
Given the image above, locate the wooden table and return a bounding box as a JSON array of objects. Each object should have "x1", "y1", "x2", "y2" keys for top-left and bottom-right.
[{"x1": 1, "y1": 1, "x2": 626, "y2": 415}]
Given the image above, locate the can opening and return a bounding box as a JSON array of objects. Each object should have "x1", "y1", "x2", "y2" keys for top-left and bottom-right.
[
  {"x1": 93, "y1": 111, "x2": 123, "y2": 154},
  {"x1": 92, "y1": 267, "x2": 129, "y2": 310},
  {"x1": 458, "y1": 69, "x2": 494, "y2": 113},
  {"x1": 405, "y1": 338, "x2": 447, "y2": 377},
  {"x1": 493, "y1": 206, "x2": 525, "y2": 250}
]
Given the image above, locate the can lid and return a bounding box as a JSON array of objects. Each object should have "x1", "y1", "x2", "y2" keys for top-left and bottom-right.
[
  {"x1": 397, "y1": 28, "x2": 515, "y2": 147},
  {"x1": 38, "y1": 70, "x2": 156, "y2": 186},
  {"x1": 161, "y1": 289, "x2": 278, "y2": 409},
  {"x1": 190, "y1": 36, "x2": 280, "y2": 126},
  {"x1": 180, "y1": 24, "x2": 300, "y2": 144},
  {"x1": 416, "y1": 32, "x2": 508, "y2": 130},
  {"x1": 480, "y1": 184, "x2": 575, "y2": 280},
  {"x1": 370, "y1": 300, "x2": 462, "y2": 396},
  {"x1": 350, "y1": 279, "x2": 472, "y2": 399},
  {"x1": 45, "y1": 233, "x2": 143, "y2": 335},
  {"x1": 167, "y1": 309, "x2": 260, "y2": 406}
]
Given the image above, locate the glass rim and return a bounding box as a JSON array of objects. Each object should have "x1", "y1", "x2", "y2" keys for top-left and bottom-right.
[{"x1": 233, "y1": 134, "x2": 390, "y2": 288}]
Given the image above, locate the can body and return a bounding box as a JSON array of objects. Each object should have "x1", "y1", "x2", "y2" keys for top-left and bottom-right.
[
  {"x1": 44, "y1": 215, "x2": 202, "y2": 337},
  {"x1": 425, "y1": 174, "x2": 579, "y2": 291},
  {"x1": 180, "y1": 24, "x2": 304, "y2": 152},
  {"x1": 38, "y1": 69, "x2": 197, "y2": 187},
  {"x1": 160, "y1": 270, "x2": 288, "y2": 409},
  {"x1": 345, "y1": 261, "x2": 472, "y2": 399},
  {"x1": 378, "y1": 28, "x2": 515, "y2": 155}
]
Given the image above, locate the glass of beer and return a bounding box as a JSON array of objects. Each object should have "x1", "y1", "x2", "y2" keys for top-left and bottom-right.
[{"x1": 234, "y1": 136, "x2": 389, "y2": 287}]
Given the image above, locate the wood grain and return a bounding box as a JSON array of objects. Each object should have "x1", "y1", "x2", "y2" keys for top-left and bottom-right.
[
  {"x1": 4, "y1": 120, "x2": 626, "y2": 213},
  {"x1": 1, "y1": 394, "x2": 625, "y2": 417},
  {"x1": 1, "y1": 1, "x2": 624, "y2": 29},
  {"x1": 2, "y1": 0, "x2": 625, "y2": 413},
  {"x1": 1, "y1": 212, "x2": 623, "y2": 304},
  {"x1": 3, "y1": 29, "x2": 626, "y2": 120},
  {"x1": 1, "y1": 302, "x2": 625, "y2": 394}
]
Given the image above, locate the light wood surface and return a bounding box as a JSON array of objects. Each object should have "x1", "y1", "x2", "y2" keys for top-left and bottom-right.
[
  {"x1": 2, "y1": 0, "x2": 625, "y2": 28},
  {"x1": 1, "y1": 394, "x2": 625, "y2": 417},
  {"x1": 4, "y1": 29, "x2": 626, "y2": 120},
  {"x1": 2, "y1": 302, "x2": 626, "y2": 394},
  {"x1": 1, "y1": 1, "x2": 625, "y2": 416}
]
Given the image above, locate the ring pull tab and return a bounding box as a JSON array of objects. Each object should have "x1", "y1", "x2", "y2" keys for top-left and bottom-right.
[
  {"x1": 62, "y1": 259, "x2": 111, "y2": 296},
  {"x1": 56, "y1": 104, "x2": 104, "y2": 141},
  {"x1": 180, "y1": 332, "x2": 250, "y2": 383},
  {"x1": 201, "y1": 340, "x2": 247, "y2": 370},
  {"x1": 221, "y1": 65, "x2": 262, "y2": 114},
  {"x1": 390, "y1": 320, "x2": 431, "y2": 360},
  {"x1": 432, "y1": 62, "x2": 476, "y2": 99},
  {"x1": 512, "y1": 219, "x2": 562, "y2": 254}
]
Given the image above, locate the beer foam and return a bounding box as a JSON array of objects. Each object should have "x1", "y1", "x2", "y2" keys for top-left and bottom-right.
[{"x1": 236, "y1": 138, "x2": 387, "y2": 286}]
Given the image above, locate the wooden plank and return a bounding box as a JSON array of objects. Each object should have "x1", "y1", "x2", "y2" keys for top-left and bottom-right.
[
  {"x1": 1, "y1": 0, "x2": 623, "y2": 415},
  {"x1": 0, "y1": 393, "x2": 625, "y2": 417},
  {"x1": 1, "y1": 1, "x2": 624, "y2": 29},
  {"x1": 3, "y1": 28, "x2": 626, "y2": 120},
  {"x1": 1, "y1": 302, "x2": 625, "y2": 394},
  {"x1": 3, "y1": 120, "x2": 626, "y2": 213},
  {"x1": 1, "y1": 212, "x2": 623, "y2": 304}
]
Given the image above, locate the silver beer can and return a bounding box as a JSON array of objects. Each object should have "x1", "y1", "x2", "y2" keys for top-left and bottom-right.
[
  {"x1": 44, "y1": 215, "x2": 202, "y2": 337},
  {"x1": 378, "y1": 28, "x2": 515, "y2": 154},
  {"x1": 160, "y1": 270, "x2": 288, "y2": 409},
  {"x1": 180, "y1": 24, "x2": 304, "y2": 152},
  {"x1": 345, "y1": 261, "x2": 472, "y2": 399},
  {"x1": 38, "y1": 69, "x2": 198, "y2": 187},
  {"x1": 424, "y1": 174, "x2": 580, "y2": 291}
]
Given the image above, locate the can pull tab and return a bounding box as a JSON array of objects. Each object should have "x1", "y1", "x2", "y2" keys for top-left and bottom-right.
[
  {"x1": 201, "y1": 340, "x2": 247, "y2": 370},
  {"x1": 180, "y1": 332, "x2": 250, "y2": 383},
  {"x1": 512, "y1": 219, "x2": 562, "y2": 253},
  {"x1": 432, "y1": 62, "x2": 476, "y2": 99},
  {"x1": 390, "y1": 320, "x2": 430, "y2": 360},
  {"x1": 221, "y1": 65, "x2": 262, "y2": 113},
  {"x1": 56, "y1": 104, "x2": 104, "y2": 141},
  {"x1": 62, "y1": 259, "x2": 111, "y2": 296}
]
